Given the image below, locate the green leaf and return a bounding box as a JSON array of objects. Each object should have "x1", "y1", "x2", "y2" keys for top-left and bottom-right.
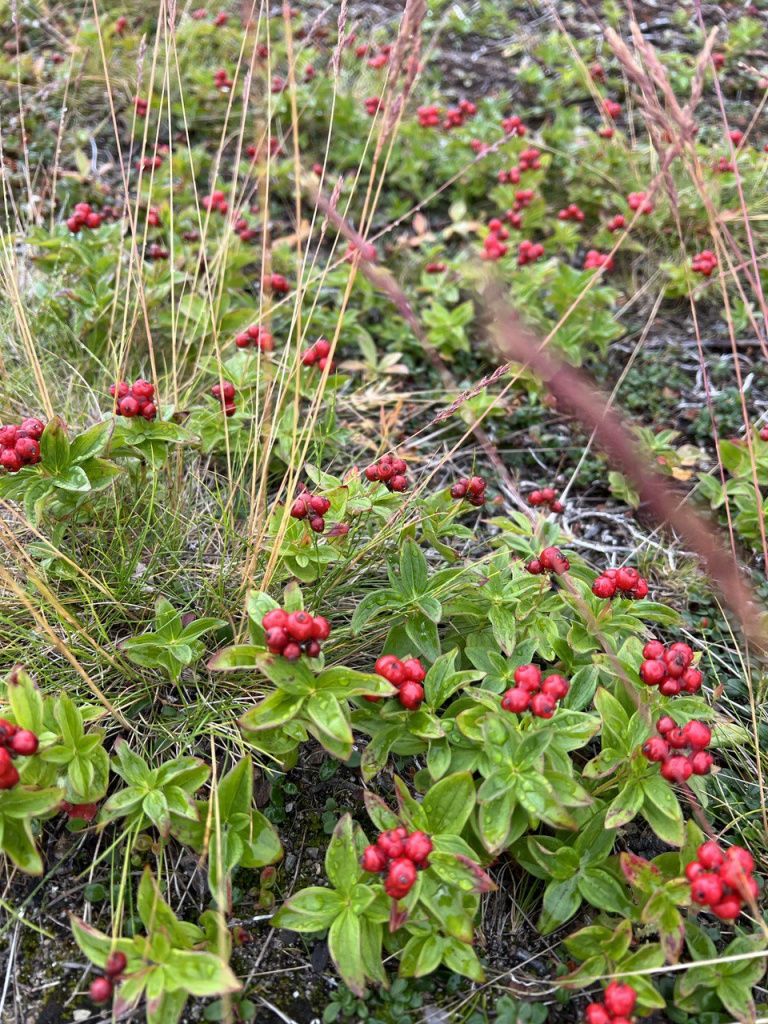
[
  {"x1": 399, "y1": 539, "x2": 428, "y2": 597},
  {"x1": 641, "y1": 776, "x2": 684, "y2": 846},
  {"x1": 605, "y1": 780, "x2": 644, "y2": 829},
  {"x1": 52, "y1": 465, "x2": 91, "y2": 492},
  {"x1": 399, "y1": 934, "x2": 444, "y2": 977},
  {"x1": 578, "y1": 868, "x2": 631, "y2": 915},
  {"x1": 40, "y1": 416, "x2": 70, "y2": 472},
  {"x1": 324, "y1": 815, "x2": 361, "y2": 896},
  {"x1": 304, "y1": 692, "x2": 354, "y2": 760},
  {"x1": 240, "y1": 692, "x2": 305, "y2": 733},
  {"x1": 272, "y1": 887, "x2": 343, "y2": 931},
  {"x1": 539, "y1": 876, "x2": 582, "y2": 934},
  {"x1": 70, "y1": 419, "x2": 113, "y2": 463},
  {"x1": 164, "y1": 949, "x2": 241, "y2": 997},
  {"x1": 328, "y1": 909, "x2": 365, "y2": 996},
  {"x1": 421, "y1": 772, "x2": 476, "y2": 835}
]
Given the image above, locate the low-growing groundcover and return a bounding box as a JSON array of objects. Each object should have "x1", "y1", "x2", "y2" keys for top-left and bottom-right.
[{"x1": 2, "y1": 0, "x2": 768, "y2": 1021}]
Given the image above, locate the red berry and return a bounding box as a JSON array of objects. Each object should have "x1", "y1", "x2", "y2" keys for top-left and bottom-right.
[
  {"x1": 685, "y1": 861, "x2": 705, "y2": 881},
  {"x1": 265, "y1": 627, "x2": 288, "y2": 652},
  {"x1": 615, "y1": 567, "x2": 640, "y2": 591},
  {"x1": 375, "y1": 655, "x2": 405, "y2": 685},
  {"x1": 9, "y1": 729, "x2": 38, "y2": 756},
  {"x1": 105, "y1": 951, "x2": 127, "y2": 977},
  {"x1": 141, "y1": 403, "x2": 157, "y2": 421},
  {"x1": 697, "y1": 841, "x2": 725, "y2": 869},
  {"x1": 361, "y1": 845, "x2": 387, "y2": 872},
  {"x1": 385, "y1": 857, "x2": 417, "y2": 897},
  {"x1": 660, "y1": 755, "x2": 693, "y2": 782},
  {"x1": 541, "y1": 674, "x2": 569, "y2": 701},
  {"x1": 666, "y1": 728, "x2": 688, "y2": 749},
  {"x1": 118, "y1": 396, "x2": 139, "y2": 417},
  {"x1": 390, "y1": 475, "x2": 408, "y2": 492},
  {"x1": 539, "y1": 546, "x2": 569, "y2": 574},
  {"x1": 530, "y1": 693, "x2": 556, "y2": 718},
  {"x1": 310, "y1": 616, "x2": 331, "y2": 640},
  {"x1": 682, "y1": 667, "x2": 703, "y2": 693},
  {"x1": 514, "y1": 664, "x2": 542, "y2": 691},
  {"x1": 592, "y1": 575, "x2": 616, "y2": 598},
  {"x1": 286, "y1": 611, "x2": 314, "y2": 642},
  {"x1": 399, "y1": 681, "x2": 424, "y2": 710},
  {"x1": 14, "y1": 437, "x2": 40, "y2": 464},
  {"x1": 585, "y1": 1006, "x2": 611, "y2": 1024},
  {"x1": 305, "y1": 640, "x2": 321, "y2": 658},
  {"x1": 639, "y1": 659, "x2": 666, "y2": 685},
  {"x1": 0, "y1": 449, "x2": 22, "y2": 473},
  {"x1": 682, "y1": 720, "x2": 711, "y2": 750},
  {"x1": 643, "y1": 640, "x2": 665, "y2": 659},
  {"x1": 658, "y1": 678, "x2": 681, "y2": 696},
  {"x1": 401, "y1": 658, "x2": 426, "y2": 683},
  {"x1": 89, "y1": 977, "x2": 113, "y2": 1004},
  {"x1": 712, "y1": 896, "x2": 742, "y2": 919},
  {"x1": 668, "y1": 642, "x2": 694, "y2": 665},
  {"x1": 309, "y1": 516, "x2": 325, "y2": 532},
  {"x1": 526, "y1": 558, "x2": 543, "y2": 575},
  {"x1": 403, "y1": 831, "x2": 433, "y2": 864},
  {"x1": 451, "y1": 481, "x2": 468, "y2": 499},
  {"x1": 282, "y1": 642, "x2": 302, "y2": 661},
  {"x1": 725, "y1": 845, "x2": 755, "y2": 873},
  {"x1": 377, "y1": 830, "x2": 405, "y2": 858},
  {"x1": 290, "y1": 498, "x2": 309, "y2": 519},
  {"x1": 262, "y1": 609, "x2": 288, "y2": 630},
  {"x1": 642, "y1": 736, "x2": 669, "y2": 762},
  {"x1": 657, "y1": 715, "x2": 676, "y2": 735},
  {"x1": 604, "y1": 981, "x2": 637, "y2": 1017},
  {"x1": 691, "y1": 872, "x2": 724, "y2": 905},
  {"x1": 501, "y1": 687, "x2": 530, "y2": 713}
]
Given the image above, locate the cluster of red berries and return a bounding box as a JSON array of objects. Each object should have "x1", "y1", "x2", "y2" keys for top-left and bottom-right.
[
  {"x1": 0, "y1": 418, "x2": 44, "y2": 474},
  {"x1": 211, "y1": 380, "x2": 236, "y2": 416},
  {"x1": 426, "y1": 261, "x2": 447, "y2": 273},
  {"x1": 361, "y1": 827, "x2": 432, "y2": 899},
  {"x1": 501, "y1": 114, "x2": 527, "y2": 136},
  {"x1": 603, "y1": 98, "x2": 622, "y2": 119},
  {"x1": 372, "y1": 654, "x2": 426, "y2": 710},
  {"x1": 89, "y1": 952, "x2": 127, "y2": 1005},
  {"x1": 692, "y1": 250, "x2": 717, "y2": 276},
  {"x1": 498, "y1": 150, "x2": 541, "y2": 187},
  {"x1": 134, "y1": 96, "x2": 148, "y2": 117},
  {"x1": 639, "y1": 639, "x2": 702, "y2": 696},
  {"x1": 584, "y1": 981, "x2": 637, "y2": 1024},
  {"x1": 146, "y1": 242, "x2": 169, "y2": 261},
  {"x1": 235, "y1": 324, "x2": 273, "y2": 351},
  {"x1": 518, "y1": 239, "x2": 544, "y2": 265},
  {"x1": 642, "y1": 717, "x2": 713, "y2": 781},
  {"x1": 203, "y1": 190, "x2": 228, "y2": 215},
  {"x1": 501, "y1": 664, "x2": 569, "y2": 718},
  {"x1": 607, "y1": 214, "x2": 626, "y2": 232},
  {"x1": 481, "y1": 217, "x2": 510, "y2": 261},
  {"x1": 584, "y1": 250, "x2": 614, "y2": 272},
  {"x1": 0, "y1": 719, "x2": 39, "y2": 789},
  {"x1": 290, "y1": 489, "x2": 331, "y2": 532},
  {"x1": 364, "y1": 455, "x2": 408, "y2": 492},
  {"x1": 442, "y1": 98, "x2": 477, "y2": 130},
  {"x1": 526, "y1": 546, "x2": 570, "y2": 576},
  {"x1": 591, "y1": 567, "x2": 648, "y2": 600},
  {"x1": 364, "y1": 96, "x2": 382, "y2": 116},
  {"x1": 110, "y1": 379, "x2": 157, "y2": 421},
  {"x1": 233, "y1": 215, "x2": 257, "y2": 243},
  {"x1": 528, "y1": 487, "x2": 564, "y2": 513},
  {"x1": 417, "y1": 104, "x2": 441, "y2": 127},
  {"x1": 686, "y1": 841, "x2": 757, "y2": 920},
  {"x1": 301, "y1": 338, "x2": 334, "y2": 371},
  {"x1": 450, "y1": 475, "x2": 486, "y2": 506},
  {"x1": 627, "y1": 191, "x2": 653, "y2": 214},
  {"x1": 213, "y1": 67, "x2": 233, "y2": 90},
  {"x1": 558, "y1": 203, "x2": 585, "y2": 222},
  {"x1": 261, "y1": 608, "x2": 331, "y2": 660},
  {"x1": 66, "y1": 202, "x2": 103, "y2": 233}
]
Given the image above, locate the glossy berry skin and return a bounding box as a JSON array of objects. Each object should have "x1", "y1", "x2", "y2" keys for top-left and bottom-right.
[
  {"x1": 682, "y1": 667, "x2": 703, "y2": 693},
  {"x1": 690, "y1": 873, "x2": 724, "y2": 906},
  {"x1": 0, "y1": 760, "x2": 19, "y2": 789},
  {"x1": 640, "y1": 659, "x2": 666, "y2": 685},
  {"x1": 262, "y1": 609, "x2": 288, "y2": 630},
  {"x1": 402, "y1": 658, "x2": 426, "y2": 683},
  {"x1": 385, "y1": 857, "x2": 417, "y2": 898},
  {"x1": 660, "y1": 755, "x2": 693, "y2": 782},
  {"x1": 286, "y1": 611, "x2": 313, "y2": 642},
  {"x1": 399, "y1": 681, "x2": 424, "y2": 710},
  {"x1": 530, "y1": 693, "x2": 556, "y2": 718},
  {"x1": 643, "y1": 640, "x2": 665, "y2": 659},
  {"x1": 712, "y1": 896, "x2": 742, "y2": 920},
  {"x1": 89, "y1": 977, "x2": 113, "y2": 1004},
  {"x1": 541, "y1": 675, "x2": 569, "y2": 700},
  {"x1": 603, "y1": 981, "x2": 637, "y2": 1016},
  {"x1": 310, "y1": 616, "x2": 331, "y2": 640},
  {"x1": 376, "y1": 830, "x2": 405, "y2": 859},
  {"x1": 726, "y1": 846, "x2": 755, "y2": 874},
  {"x1": 697, "y1": 841, "x2": 725, "y2": 869},
  {"x1": 514, "y1": 664, "x2": 541, "y2": 691},
  {"x1": 105, "y1": 951, "x2": 127, "y2": 977},
  {"x1": 642, "y1": 736, "x2": 669, "y2": 762},
  {"x1": 526, "y1": 558, "x2": 543, "y2": 575},
  {"x1": 682, "y1": 720, "x2": 711, "y2": 750},
  {"x1": 656, "y1": 715, "x2": 676, "y2": 735},
  {"x1": 666, "y1": 727, "x2": 687, "y2": 749},
  {"x1": 584, "y1": 1006, "x2": 611, "y2": 1024},
  {"x1": 282, "y1": 642, "x2": 302, "y2": 661},
  {"x1": 685, "y1": 861, "x2": 705, "y2": 882},
  {"x1": 501, "y1": 687, "x2": 530, "y2": 713},
  {"x1": 592, "y1": 576, "x2": 616, "y2": 598},
  {"x1": 265, "y1": 627, "x2": 288, "y2": 652},
  {"x1": 361, "y1": 845, "x2": 387, "y2": 872},
  {"x1": 403, "y1": 831, "x2": 433, "y2": 864},
  {"x1": 375, "y1": 656, "x2": 405, "y2": 685},
  {"x1": 9, "y1": 729, "x2": 38, "y2": 756},
  {"x1": 539, "y1": 546, "x2": 569, "y2": 574},
  {"x1": 615, "y1": 567, "x2": 640, "y2": 591}
]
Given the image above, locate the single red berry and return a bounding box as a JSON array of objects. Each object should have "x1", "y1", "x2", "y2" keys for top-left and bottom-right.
[
  {"x1": 375, "y1": 655, "x2": 405, "y2": 685},
  {"x1": 643, "y1": 640, "x2": 665, "y2": 659},
  {"x1": 14, "y1": 437, "x2": 40, "y2": 464},
  {"x1": 642, "y1": 736, "x2": 669, "y2": 762},
  {"x1": 657, "y1": 715, "x2": 676, "y2": 735},
  {"x1": 262, "y1": 609, "x2": 288, "y2": 630},
  {"x1": 385, "y1": 857, "x2": 417, "y2": 897},
  {"x1": 265, "y1": 627, "x2": 288, "y2": 652},
  {"x1": 401, "y1": 657, "x2": 425, "y2": 683},
  {"x1": 697, "y1": 841, "x2": 725, "y2": 869},
  {"x1": 685, "y1": 860, "x2": 705, "y2": 882},
  {"x1": 0, "y1": 449, "x2": 22, "y2": 473},
  {"x1": 682, "y1": 720, "x2": 711, "y2": 750},
  {"x1": 539, "y1": 546, "x2": 569, "y2": 574},
  {"x1": 526, "y1": 558, "x2": 543, "y2": 575},
  {"x1": 309, "y1": 516, "x2": 325, "y2": 532},
  {"x1": 725, "y1": 845, "x2": 755, "y2": 873},
  {"x1": 501, "y1": 687, "x2": 530, "y2": 713},
  {"x1": 105, "y1": 951, "x2": 127, "y2": 978},
  {"x1": 690, "y1": 872, "x2": 723, "y2": 906},
  {"x1": 451, "y1": 481, "x2": 469, "y2": 499},
  {"x1": 403, "y1": 831, "x2": 433, "y2": 864},
  {"x1": 361, "y1": 845, "x2": 387, "y2": 872},
  {"x1": 305, "y1": 640, "x2": 321, "y2": 658},
  {"x1": 682, "y1": 667, "x2": 703, "y2": 693},
  {"x1": 541, "y1": 674, "x2": 569, "y2": 701},
  {"x1": 604, "y1": 981, "x2": 636, "y2": 1017},
  {"x1": 592, "y1": 575, "x2": 616, "y2": 598},
  {"x1": 310, "y1": 615, "x2": 331, "y2": 640},
  {"x1": 660, "y1": 755, "x2": 693, "y2": 782},
  {"x1": 399, "y1": 681, "x2": 424, "y2": 710},
  {"x1": 615, "y1": 567, "x2": 640, "y2": 591},
  {"x1": 640, "y1": 659, "x2": 666, "y2": 685},
  {"x1": 141, "y1": 403, "x2": 157, "y2": 420},
  {"x1": 9, "y1": 730, "x2": 38, "y2": 756},
  {"x1": 118, "y1": 396, "x2": 139, "y2": 417},
  {"x1": 514, "y1": 664, "x2": 542, "y2": 691},
  {"x1": 290, "y1": 498, "x2": 308, "y2": 518},
  {"x1": 282, "y1": 642, "x2": 302, "y2": 661},
  {"x1": 286, "y1": 611, "x2": 314, "y2": 642},
  {"x1": 390, "y1": 475, "x2": 408, "y2": 492},
  {"x1": 132, "y1": 379, "x2": 154, "y2": 399},
  {"x1": 658, "y1": 678, "x2": 681, "y2": 696},
  {"x1": 666, "y1": 728, "x2": 688, "y2": 749},
  {"x1": 690, "y1": 750, "x2": 714, "y2": 775},
  {"x1": 530, "y1": 692, "x2": 556, "y2": 718},
  {"x1": 584, "y1": 1005, "x2": 611, "y2": 1024},
  {"x1": 712, "y1": 896, "x2": 742, "y2": 919},
  {"x1": 89, "y1": 977, "x2": 113, "y2": 1004},
  {"x1": 377, "y1": 830, "x2": 405, "y2": 858},
  {"x1": 668, "y1": 642, "x2": 694, "y2": 666}
]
